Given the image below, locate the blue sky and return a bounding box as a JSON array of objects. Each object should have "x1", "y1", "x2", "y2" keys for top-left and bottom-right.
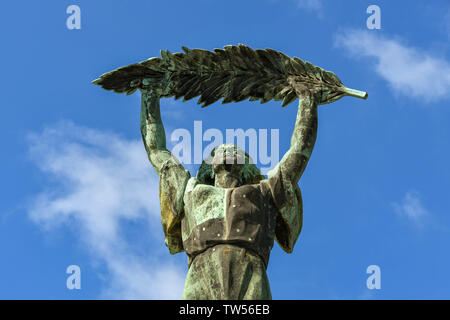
[{"x1": 1, "y1": 0, "x2": 450, "y2": 299}]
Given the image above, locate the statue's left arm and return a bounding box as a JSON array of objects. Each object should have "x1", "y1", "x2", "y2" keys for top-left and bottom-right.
[
  {"x1": 278, "y1": 96, "x2": 318, "y2": 185},
  {"x1": 266, "y1": 95, "x2": 318, "y2": 253}
]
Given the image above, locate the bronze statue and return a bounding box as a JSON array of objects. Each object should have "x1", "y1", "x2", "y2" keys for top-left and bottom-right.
[{"x1": 93, "y1": 44, "x2": 367, "y2": 299}]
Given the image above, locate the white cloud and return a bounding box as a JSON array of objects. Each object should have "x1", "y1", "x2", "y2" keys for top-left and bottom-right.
[
  {"x1": 335, "y1": 29, "x2": 450, "y2": 102},
  {"x1": 295, "y1": 0, "x2": 323, "y2": 16},
  {"x1": 392, "y1": 191, "x2": 428, "y2": 223},
  {"x1": 27, "y1": 121, "x2": 186, "y2": 299}
]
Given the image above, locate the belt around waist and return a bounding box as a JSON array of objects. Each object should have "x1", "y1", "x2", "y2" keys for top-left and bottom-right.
[{"x1": 187, "y1": 243, "x2": 268, "y2": 269}]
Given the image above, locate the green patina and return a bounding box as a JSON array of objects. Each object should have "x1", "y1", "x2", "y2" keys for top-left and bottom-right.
[
  {"x1": 182, "y1": 179, "x2": 226, "y2": 239},
  {"x1": 182, "y1": 244, "x2": 271, "y2": 300},
  {"x1": 92, "y1": 44, "x2": 367, "y2": 300}
]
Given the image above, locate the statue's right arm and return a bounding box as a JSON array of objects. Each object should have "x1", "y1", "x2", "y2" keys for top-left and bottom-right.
[
  {"x1": 140, "y1": 88, "x2": 189, "y2": 254},
  {"x1": 140, "y1": 89, "x2": 173, "y2": 175}
]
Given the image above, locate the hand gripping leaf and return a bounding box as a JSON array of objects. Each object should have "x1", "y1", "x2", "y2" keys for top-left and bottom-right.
[{"x1": 92, "y1": 44, "x2": 367, "y2": 106}]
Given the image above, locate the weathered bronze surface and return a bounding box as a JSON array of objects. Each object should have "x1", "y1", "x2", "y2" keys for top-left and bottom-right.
[{"x1": 93, "y1": 44, "x2": 367, "y2": 300}]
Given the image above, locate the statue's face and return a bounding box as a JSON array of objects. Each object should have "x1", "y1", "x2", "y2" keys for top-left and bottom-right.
[{"x1": 211, "y1": 144, "x2": 248, "y2": 179}]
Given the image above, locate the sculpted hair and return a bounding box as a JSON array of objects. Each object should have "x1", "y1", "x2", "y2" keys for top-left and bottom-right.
[{"x1": 196, "y1": 144, "x2": 265, "y2": 185}]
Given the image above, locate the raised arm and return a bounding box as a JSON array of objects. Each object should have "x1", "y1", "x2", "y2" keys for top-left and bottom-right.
[
  {"x1": 140, "y1": 87, "x2": 190, "y2": 254},
  {"x1": 265, "y1": 94, "x2": 318, "y2": 253},
  {"x1": 278, "y1": 96, "x2": 318, "y2": 185},
  {"x1": 140, "y1": 88, "x2": 172, "y2": 175}
]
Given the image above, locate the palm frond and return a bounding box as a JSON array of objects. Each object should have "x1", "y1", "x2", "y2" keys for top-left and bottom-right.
[{"x1": 92, "y1": 44, "x2": 367, "y2": 107}]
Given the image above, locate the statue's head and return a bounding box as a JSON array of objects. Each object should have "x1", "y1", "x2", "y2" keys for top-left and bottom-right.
[{"x1": 196, "y1": 144, "x2": 265, "y2": 187}]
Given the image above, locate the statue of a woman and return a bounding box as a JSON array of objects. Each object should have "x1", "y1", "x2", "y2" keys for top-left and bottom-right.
[
  {"x1": 93, "y1": 44, "x2": 367, "y2": 299},
  {"x1": 141, "y1": 84, "x2": 317, "y2": 299}
]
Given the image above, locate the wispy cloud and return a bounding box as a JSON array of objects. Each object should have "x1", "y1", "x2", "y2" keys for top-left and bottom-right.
[
  {"x1": 27, "y1": 121, "x2": 186, "y2": 299},
  {"x1": 335, "y1": 29, "x2": 450, "y2": 102},
  {"x1": 392, "y1": 191, "x2": 428, "y2": 224},
  {"x1": 295, "y1": 0, "x2": 323, "y2": 17}
]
